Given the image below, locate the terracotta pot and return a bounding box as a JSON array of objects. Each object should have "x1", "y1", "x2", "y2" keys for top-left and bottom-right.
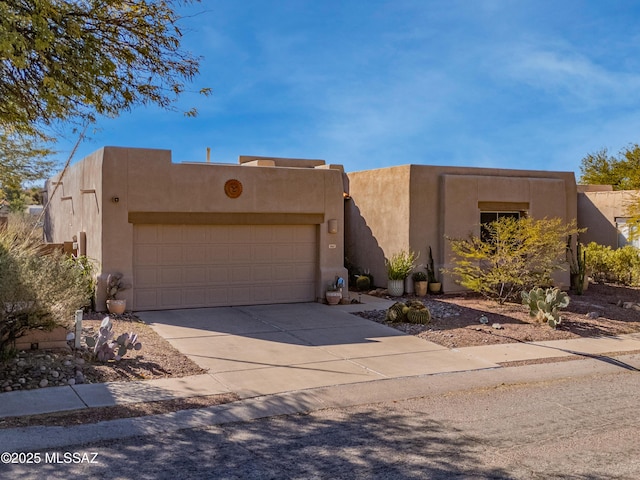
[
  {"x1": 387, "y1": 279, "x2": 404, "y2": 296},
  {"x1": 414, "y1": 281, "x2": 428, "y2": 296},
  {"x1": 106, "y1": 299, "x2": 126, "y2": 315},
  {"x1": 428, "y1": 282, "x2": 441, "y2": 294},
  {"x1": 325, "y1": 291, "x2": 342, "y2": 305}
]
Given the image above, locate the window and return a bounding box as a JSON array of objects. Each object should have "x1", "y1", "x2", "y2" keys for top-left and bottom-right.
[{"x1": 480, "y1": 211, "x2": 521, "y2": 243}]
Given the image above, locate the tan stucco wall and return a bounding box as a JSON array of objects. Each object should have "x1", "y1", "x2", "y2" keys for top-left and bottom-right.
[
  {"x1": 347, "y1": 165, "x2": 577, "y2": 293},
  {"x1": 344, "y1": 165, "x2": 411, "y2": 287},
  {"x1": 578, "y1": 190, "x2": 638, "y2": 247},
  {"x1": 44, "y1": 148, "x2": 104, "y2": 268},
  {"x1": 46, "y1": 147, "x2": 347, "y2": 310}
]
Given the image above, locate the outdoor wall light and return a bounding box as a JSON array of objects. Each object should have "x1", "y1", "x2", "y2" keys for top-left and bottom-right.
[{"x1": 328, "y1": 219, "x2": 338, "y2": 234}]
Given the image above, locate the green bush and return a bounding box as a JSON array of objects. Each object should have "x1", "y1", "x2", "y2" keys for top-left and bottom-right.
[
  {"x1": 584, "y1": 242, "x2": 640, "y2": 285},
  {"x1": 447, "y1": 217, "x2": 580, "y2": 303},
  {"x1": 0, "y1": 215, "x2": 93, "y2": 357},
  {"x1": 385, "y1": 249, "x2": 418, "y2": 280}
]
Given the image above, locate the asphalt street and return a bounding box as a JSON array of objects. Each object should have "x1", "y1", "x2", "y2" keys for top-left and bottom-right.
[{"x1": 3, "y1": 362, "x2": 639, "y2": 479}]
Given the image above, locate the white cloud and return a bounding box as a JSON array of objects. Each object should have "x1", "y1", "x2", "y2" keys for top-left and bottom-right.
[{"x1": 498, "y1": 42, "x2": 640, "y2": 109}]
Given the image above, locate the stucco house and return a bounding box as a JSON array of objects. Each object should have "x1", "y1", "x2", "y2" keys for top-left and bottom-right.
[
  {"x1": 345, "y1": 165, "x2": 578, "y2": 293},
  {"x1": 44, "y1": 147, "x2": 348, "y2": 311},
  {"x1": 45, "y1": 148, "x2": 591, "y2": 310},
  {"x1": 577, "y1": 185, "x2": 639, "y2": 248}
]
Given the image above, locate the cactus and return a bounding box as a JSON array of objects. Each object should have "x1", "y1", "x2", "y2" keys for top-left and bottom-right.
[
  {"x1": 106, "y1": 272, "x2": 131, "y2": 300},
  {"x1": 521, "y1": 287, "x2": 570, "y2": 329},
  {"x1": 85, "y1": 317, "x2": 142, "y2": 361},
  {"x1": 567, "y1": 236, "x2": 587, "y2": 295},
  {"x1": 407, "y1": 307, "x2": 431, "y2": 324},
  {"x1": 386, "y1": 302, "x2": 408, "y2": 322},
  {"x1": 406, "y1": 299, "x2": 425, "y2": 309},
  {"x1": 355, "y1": 275, "x2": 371, "y2": 291},
  {"x1": 115, "y1": 332, "x2": 143, "y2": 360},
  {"x1": 575, "y1": 243, "x2": 587, "y2": 295},
  {"x1": 386, "y1": 300, "x2": 431, "y2": 324},
  {"x1": 426, "y1": 246, "x2": 438, "y2": 284}
]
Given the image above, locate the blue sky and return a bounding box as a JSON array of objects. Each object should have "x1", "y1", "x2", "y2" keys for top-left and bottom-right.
[{"x1": 54, "y1": 0, "x2": 640, "y2": 177}]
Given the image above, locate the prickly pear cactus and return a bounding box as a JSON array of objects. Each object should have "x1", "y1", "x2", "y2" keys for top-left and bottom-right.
[
  {"x1": 386, "y1": 302, "x2": 408, "y2": 322},
  {"x1": 521, "y1": 287, "x2": 570, "y2": 329},
  {"x1": 85, "y1": 316, "x2": 142, "y2": 361},
  {"x1": 407, "y1": 307, "x2": 431, "y2": 324}
]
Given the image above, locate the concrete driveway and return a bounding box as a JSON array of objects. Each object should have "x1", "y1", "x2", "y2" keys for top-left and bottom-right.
[{"x1": 138, "y1": 297, "x2": 498, "y2": 397}]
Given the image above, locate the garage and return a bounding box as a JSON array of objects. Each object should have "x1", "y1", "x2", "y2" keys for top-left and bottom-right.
[
  {"x1": 133, "y1": 224, "x2": 318, "y2": 310},
  {"x1": 44, "y1": 148, "x2": 347, "y2": 311}
]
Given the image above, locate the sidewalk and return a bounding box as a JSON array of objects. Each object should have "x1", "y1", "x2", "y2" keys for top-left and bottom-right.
[{"x1": 1, "y1": 296, "x2": 640, "y2": 420}]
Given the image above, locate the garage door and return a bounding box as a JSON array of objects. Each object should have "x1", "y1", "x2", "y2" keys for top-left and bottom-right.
[{"x1": 133, "y1": 224, "x2": 318, "y2": 310}]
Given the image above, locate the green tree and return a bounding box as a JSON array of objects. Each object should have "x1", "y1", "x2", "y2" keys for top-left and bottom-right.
[
  {"x1": 447, "y1": 217, "x2": 580, "y2": 304},
  {"x1": 579, "y1": 145, "x2": 640, "y2": 190},
  {"x1": 0, "y1": 130, "x2": 54, "y2": 182},
  {"x1": 0, "y1": 130, "x2": 54, "y2": 210},
  {"x1": 0, "y1": 0, "x2": 210, "y2": 139}
]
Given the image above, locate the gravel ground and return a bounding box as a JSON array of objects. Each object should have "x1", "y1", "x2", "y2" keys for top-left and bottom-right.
[{"x1": 355, "y1": 282, "x2": 640, "y2": 349}]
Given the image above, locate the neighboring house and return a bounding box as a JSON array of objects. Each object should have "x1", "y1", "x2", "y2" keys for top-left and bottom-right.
[
  {"x1": 577, "y1": 185, "x2": 640, "y2": 248},
  {"x1": 44, "y1": 147, "x2": 347, "y2": 311},
  {"x1": 25, "y1": 205, "x2": 44, "y2": 217},
  {"x1": 345, "y1": 165, "x2": 578, "y2": 293}
]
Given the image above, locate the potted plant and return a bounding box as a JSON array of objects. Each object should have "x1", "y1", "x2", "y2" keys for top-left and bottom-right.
[
  {"x1": 106, "y1": 272, "x2": 130, "y2": 314},
  {"x1": 412, "y1": 271, "x2": 428, "y2": 296},
  {"x1": 325, "y1": 279, "x2": 343, "y2": 305},
  {"x1": 385, "y1": 249, "x2": 418, "y2": 296},
  {"x1": 426, "y1": 246, "x2": 441, "y2": 294}
]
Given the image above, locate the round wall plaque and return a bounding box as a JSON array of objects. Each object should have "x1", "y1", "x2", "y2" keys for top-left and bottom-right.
[{"x1": 224, "y1": 179, "x2": 243, "y2": 198}]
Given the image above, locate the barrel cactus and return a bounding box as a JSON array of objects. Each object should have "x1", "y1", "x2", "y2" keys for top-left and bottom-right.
[
  {"x1": 355, "y1": 275, "x2": 371, "y2": 291},
  {"x1": 407, "y1": 307, "x2": 431, "y2": 324},
  {"x1": 386, "y1": 302, "x2": 408, "y2": 322}
]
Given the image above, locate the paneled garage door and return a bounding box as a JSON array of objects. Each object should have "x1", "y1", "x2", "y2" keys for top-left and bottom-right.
[{"x1": 133, "y1": 224, "x2": 318, "y2": 310}]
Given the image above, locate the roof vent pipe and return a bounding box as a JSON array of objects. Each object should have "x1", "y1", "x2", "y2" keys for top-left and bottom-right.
[{"x1": 206, "y1": 147, "x2": 211, "y2": 163}]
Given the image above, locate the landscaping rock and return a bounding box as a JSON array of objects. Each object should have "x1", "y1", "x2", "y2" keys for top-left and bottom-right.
[
  {"x1": 0, "y1": 348, "x2": 85, "y2": 391},
  {"x1": 621, "y1": 301, "x2": 640, "y2": 310}
]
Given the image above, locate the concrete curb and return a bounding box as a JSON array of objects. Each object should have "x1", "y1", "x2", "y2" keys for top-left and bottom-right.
[{"x1": 2, "y1": 352, "x2": 638, "y2": 452}]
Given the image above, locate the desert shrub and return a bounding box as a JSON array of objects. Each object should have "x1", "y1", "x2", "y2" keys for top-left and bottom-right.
[
  {"x1": 447, "y1": 217, "x2": 580, "y2": 304},
  {"x1": 0, "y1": 215, "x2": 93, "y2": 357},
  {"x1": 585, "y1": 242, "x2": 640, "y2": 285},
  {"x1": 584, "y1": 242, "x2": 613, "y2": 283},
  {"x1": 386, "y1": 250, "x2": 418, "y2": 280}
]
